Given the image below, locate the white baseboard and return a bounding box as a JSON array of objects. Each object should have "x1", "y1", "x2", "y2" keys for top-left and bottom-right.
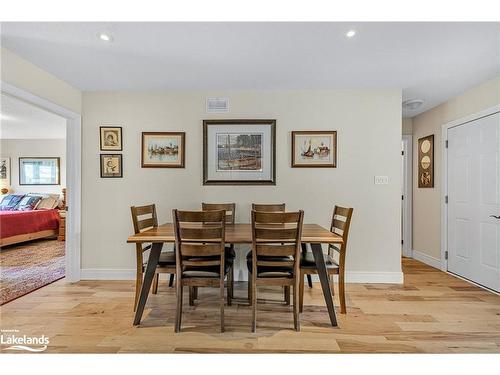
[
  {"x1": 81, "y1": 268, "x2": 403, "y2": 284},
  {"x1": 80, "y1": 269, "x2": 136, "y2": 280},
  {"x1": 412, "y1": 249, "x2": 442, "y2": 270}
]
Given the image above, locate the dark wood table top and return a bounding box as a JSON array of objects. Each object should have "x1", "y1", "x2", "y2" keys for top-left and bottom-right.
[{"x1": 127, "y1": 223, "x2": 343, "y2": 244}]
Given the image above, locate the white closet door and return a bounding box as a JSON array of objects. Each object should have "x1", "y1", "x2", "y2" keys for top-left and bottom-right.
[{"x1": 447, "y1": 112, "x2": 500, "y2": 292}]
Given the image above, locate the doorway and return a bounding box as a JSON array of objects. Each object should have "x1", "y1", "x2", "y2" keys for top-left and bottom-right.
[
  {"x1": 1, "y1": 81, "x2": 82, "y2": 283},
  {"x1": 402, "y1": 135, "x2": 412, "y2": 258},
  {"x1": 445, "y1": 109, "x2": 500, "y2": 292}
]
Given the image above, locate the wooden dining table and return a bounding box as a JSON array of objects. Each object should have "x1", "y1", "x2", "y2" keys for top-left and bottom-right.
[{"x1": 127, "y1": 223, "x2": 343, "y2": 327}]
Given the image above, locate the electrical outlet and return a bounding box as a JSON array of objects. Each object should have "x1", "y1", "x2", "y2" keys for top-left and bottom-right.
[{"x1": 374, "y1": 176, "x2": 389, "y2": 185}]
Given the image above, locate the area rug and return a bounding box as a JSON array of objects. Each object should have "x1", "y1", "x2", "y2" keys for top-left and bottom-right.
[{"x1": 0, "y1": 239, "x2": 65, "y2": 305}]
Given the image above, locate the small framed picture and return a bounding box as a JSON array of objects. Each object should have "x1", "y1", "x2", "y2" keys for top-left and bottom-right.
[
  {"x1": 141, "y1": 132, "x2": 185, "y2": 168},
  {"x1": 418, "y1": 134, "x2": 434, "y2": 188},
  {"x1": 0, "y1": 157, "x2": 11, "y2": 187},
  {"x1": 100, "y1": 154, "x2": 123, "y2": 178},
  {"x1": 100, "y1": 126, "x2": 123, "y2": 151},
  {"x1": 291, "y1": 131, "x2": 337, "y2": 168}
]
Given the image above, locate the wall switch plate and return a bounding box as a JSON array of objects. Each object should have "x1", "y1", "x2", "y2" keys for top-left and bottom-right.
[{"x1": 374, "y1": 176, "x2": 389, "y2": 185}]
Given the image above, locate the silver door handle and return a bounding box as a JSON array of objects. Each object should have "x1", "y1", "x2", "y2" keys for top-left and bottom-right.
[{"x1": 489, "y1": 215, "x2": 500, "y2": 219}]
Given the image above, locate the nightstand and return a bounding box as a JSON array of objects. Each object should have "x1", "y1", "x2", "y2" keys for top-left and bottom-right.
[{"x1": 58, "y1": 210, "x2": 66, "y2": 241}]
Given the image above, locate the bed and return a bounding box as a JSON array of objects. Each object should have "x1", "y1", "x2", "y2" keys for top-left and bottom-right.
[{"x1": 0, "y1": 209, "x2": 60, "y2": 247}]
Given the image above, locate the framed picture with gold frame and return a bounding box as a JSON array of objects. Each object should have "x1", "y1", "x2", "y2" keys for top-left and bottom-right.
[
  {"x1": 418, "y1": 134, "x2": 434, "y2": 188},
  {"x1": 100, "y1": 126, "x2": 123, "y2": 151}
]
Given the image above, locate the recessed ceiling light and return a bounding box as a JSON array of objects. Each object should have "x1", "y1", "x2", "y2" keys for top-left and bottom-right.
[
  {"x1": 97, "y1": 32, "x2": 113, "y2": 42},
  {"x1": 346, "y1": 30, "x2": 356, "y2": 38},
  {"x1": 402, "y1": 99, "x2": 424, "y2": 111}
]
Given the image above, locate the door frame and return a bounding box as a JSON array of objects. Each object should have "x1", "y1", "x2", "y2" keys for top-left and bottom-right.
[
  {"x1": 1, "y1": 81, "x2": 82, "y2": 282},
  {"x1": 441, "y1": 104, "x2": 500, "y2": 272},
  {"x1": 402, "y1": 134, "x2": 413, "y2": 258}
]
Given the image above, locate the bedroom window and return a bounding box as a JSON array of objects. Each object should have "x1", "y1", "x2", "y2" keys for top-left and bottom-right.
[{"x1": 19, "y1": 157, "x2": 60, "y2": 185}]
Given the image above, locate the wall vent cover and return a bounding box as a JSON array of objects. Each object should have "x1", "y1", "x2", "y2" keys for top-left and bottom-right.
[{"x1": 206, "y1": 97, "x2": 229, "y2": 113}]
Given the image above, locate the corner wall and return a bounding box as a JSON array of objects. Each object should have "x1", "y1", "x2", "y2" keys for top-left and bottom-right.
[{"x1": 412, "y1": 76, "x2": 500, "y2": 261}]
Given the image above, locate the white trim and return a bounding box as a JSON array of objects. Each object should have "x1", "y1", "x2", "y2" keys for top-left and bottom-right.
[
  {"x1": 441, "y1": 104, "x2": 500, "y2": 273},
  {"x1": 402, "y1": 135, "x2": 413, "y2": 258},
  {"x1": 81, "y1": 269, "x2": 404, "y2": 284},
  {"x1": 1, "y1": 81, "x2": 82, "y2": 282},
  {"x1": 81, "y1": 269, "x2": 136, "y2": 280},
  {"x1": 412, "y1": 249, "x2": 442, "y2": 270}
]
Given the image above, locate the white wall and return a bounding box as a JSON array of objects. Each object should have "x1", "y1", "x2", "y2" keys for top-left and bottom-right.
[
  {"x1": 81, "y1": 90, "x2": 403, "y2": 282},
  {"x1": 0, "y1": 138, "x2": 66, "y2": 196},
  {"x1": 412, "y1": 76, "x2": 500, "y2": 260}
]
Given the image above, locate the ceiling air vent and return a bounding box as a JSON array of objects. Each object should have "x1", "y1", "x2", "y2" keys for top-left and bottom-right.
[{"x1": 206, "y1": 97, "x2": 229, "y2": 113}]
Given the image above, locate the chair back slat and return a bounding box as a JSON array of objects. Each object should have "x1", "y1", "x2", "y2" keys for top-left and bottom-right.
[
  {"x1": 173, "y1": 209, "x2": 226, "y2": 273},
  {"x1": 335, "y1": 206, "x2": 351, "y2": 217},
  {"x1": 179, "y1": 243, "x2": 222, "y2": 257},
  {"x1": 252, "y1": 203, "x2": 285, "y2": 212},
  {"x1": 255, "y1": 227, "x2": 299, "y2": 241},
  {"x1": 329, "y1": 206, "x2": 354, "y2": 254},
  {"x1": 253, "y1": 211, "x2": 300, "y2": 224},
  {"x1": 137, "y1": 217, "x2": 156, "y2": 231},
  {"x1": 179, "y1": 227, "x2": 223, "y2": 241},
  {"x1": 256, "y1": 244, "x2": 297, "y2": 257},
  {"x1": 202, "y1": 203, "x2": 236, "y2": 224},
  {"x1": 177, "y1": 210, "x2": 225, "y2": 223},
  {"x1": 332, "y1": 219, "x2": 346, "y2": 231}
]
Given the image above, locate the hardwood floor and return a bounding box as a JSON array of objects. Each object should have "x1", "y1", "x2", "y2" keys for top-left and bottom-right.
[{"x1": 0, "y1": 258, "x2": 499, "y2": 353}]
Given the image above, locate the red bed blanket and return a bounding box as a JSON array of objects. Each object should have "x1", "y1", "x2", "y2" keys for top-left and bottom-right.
[{"x1": 0, "y1": 209, "x2": 60, "y2": 239}]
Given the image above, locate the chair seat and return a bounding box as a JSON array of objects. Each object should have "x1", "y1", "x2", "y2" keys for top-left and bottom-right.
[
  {"x1": 183, "y1": 263, "x2": 231, "y2": 278},
  {"x1": 300, "y1": 251, "x2": 339, "y2": 269},
  {"x1": 143, "y1": 251, "x2": 176, "y2": 267},
  {"x1": 246, "y1": 251, "x2": 294, "y2": 278}
]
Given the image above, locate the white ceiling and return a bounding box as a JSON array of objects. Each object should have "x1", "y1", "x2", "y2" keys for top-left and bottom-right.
[
  {"x1": 0, "y1": 94, "x2": 66, "y2": 139},
  {"x1": 1, "y1": 22, "x2": 499, "y2": 116}
]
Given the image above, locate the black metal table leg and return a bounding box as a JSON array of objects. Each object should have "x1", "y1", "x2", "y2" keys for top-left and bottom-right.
[
  {"x1": 310, "y1": 243, "x2": 338, "y2": 327},
  {"x1": 133, "y1": 242, "x2": 163, "y2": 325}
]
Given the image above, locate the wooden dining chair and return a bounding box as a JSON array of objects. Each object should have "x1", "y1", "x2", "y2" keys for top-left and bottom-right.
[
  {"x1": 299, "y1": 205, "x2": 353, "y2": 314},
  {"x1": 201, "y1": 203, "x2": 236, "y2": 300},
  {"x1": 248, "y1": 203, "x2": 291, "y2": 304},
  {"x1": 248, "y1": 210, "x2": 304, "y2": 332},
  {"x1": 172, "y1": 209, "x2": 234, "y2": 333},
  {"x1": 130, "y1": 204, "x2": 176, "y2": 311}
]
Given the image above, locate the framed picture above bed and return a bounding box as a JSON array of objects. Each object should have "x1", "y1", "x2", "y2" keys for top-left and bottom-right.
[
  {"x1": 100, "y1": 126, "x2": 123, "y2": 151},
  {"x1": 203, "y1": 119, "x2": 276, "y2": 185},
  {"x1": 19, "y1": 157, "x2": 60, "y2": 185},
  {"x1": 0, "y1": 157, "x2": 11, "y2": 190}
]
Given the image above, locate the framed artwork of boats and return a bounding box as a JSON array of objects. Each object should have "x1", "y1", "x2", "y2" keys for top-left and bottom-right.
[
  {"x1": 291, "y1": 131, "x2": 337, "y2": 168},
  {"x1": 203, "y1": 119, "x2": 276, "y2": 185},
  {"x1": 141, "y1": 132, "x2": 185, "y2": 168}
]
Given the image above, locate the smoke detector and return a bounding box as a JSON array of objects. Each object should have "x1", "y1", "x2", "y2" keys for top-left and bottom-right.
[{"x1": 402, "y1": 99, "x2": 424, "y2": 111}]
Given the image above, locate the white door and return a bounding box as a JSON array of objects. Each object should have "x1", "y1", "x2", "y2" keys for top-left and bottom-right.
[{"x1": 447, "y1": 112, "x2": 500, "y2": 292}]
